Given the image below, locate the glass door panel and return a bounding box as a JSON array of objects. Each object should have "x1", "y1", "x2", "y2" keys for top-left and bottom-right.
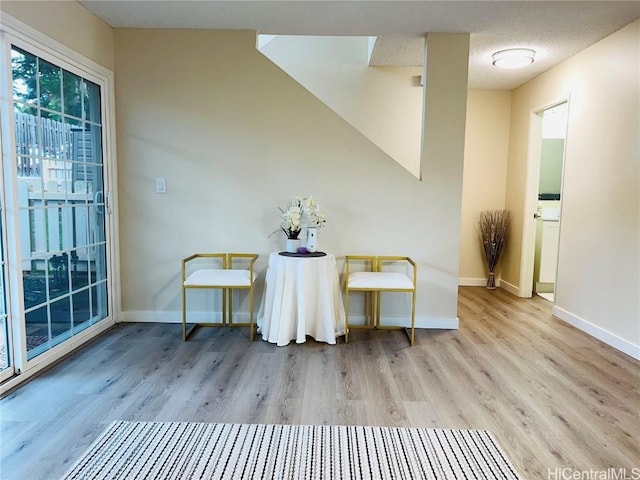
[{"x1": 12, "y1": 45, "x2": 109, "y2": 360}]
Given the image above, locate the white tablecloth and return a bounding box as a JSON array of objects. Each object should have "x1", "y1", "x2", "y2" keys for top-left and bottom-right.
[{"x1": 257, "y1": 252, "x2": 346, "y2": 346}]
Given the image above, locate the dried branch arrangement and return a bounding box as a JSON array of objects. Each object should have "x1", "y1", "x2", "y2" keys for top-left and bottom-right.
[{"x1": 479, "y1": 210, "x2": 511, "y2": 289}]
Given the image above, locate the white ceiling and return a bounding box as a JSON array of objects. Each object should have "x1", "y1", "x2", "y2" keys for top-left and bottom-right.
[{"x1": 79, "y1": 0, "x2": 640, "y2": 89}]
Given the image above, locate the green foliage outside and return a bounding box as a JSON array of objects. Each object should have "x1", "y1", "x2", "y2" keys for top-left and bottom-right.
[{"x1": 12, "y1": 46, "x2": 100, "y2": 124}]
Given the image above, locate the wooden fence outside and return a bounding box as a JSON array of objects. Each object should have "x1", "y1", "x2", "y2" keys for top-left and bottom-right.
[
  {"x1": 14, "y1": 110, "x2": 74, "y2": 179},
  {"x1": 14, "y1": 111, "x2": 97, "y2": 270}
]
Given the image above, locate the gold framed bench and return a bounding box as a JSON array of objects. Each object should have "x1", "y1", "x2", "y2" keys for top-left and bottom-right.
[
  {"x1": 182, "y1": 253, "x2": 258, "y2": 341},
  {"x1": 344, "y1": 255, "x2": 417, "y2": 345}
]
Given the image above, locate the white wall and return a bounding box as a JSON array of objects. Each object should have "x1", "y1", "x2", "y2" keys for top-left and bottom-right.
[
  {"x1": 261, "y1": 36, "x2": 423, "y2": 178},
  {"x1": 114, "y1": 29, "x2": 469, "y2": 329},
  {"x1": 503, "y1": 20, "x2": 640, "y2": 358}
]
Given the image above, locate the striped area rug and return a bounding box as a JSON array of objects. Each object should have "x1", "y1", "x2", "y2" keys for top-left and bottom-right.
[{"x1": 61, "y1": 421, "x2": 522, "y2": 479}]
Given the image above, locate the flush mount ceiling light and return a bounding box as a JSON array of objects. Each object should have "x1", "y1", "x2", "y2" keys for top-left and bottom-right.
[{"x1": 492, "y1": 48, "x2": 536, "y2": 69}]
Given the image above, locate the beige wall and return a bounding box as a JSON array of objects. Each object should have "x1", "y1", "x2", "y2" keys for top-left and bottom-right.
[
  {"x1": 114, "y1": 29, "x2": 468, "y2": 327},
  {"x1": 459, "y1": 90, "x2": 511, "y2": 282},
  {"x1": 0, "y1": 1, "x2": 114, "y2": 70},
  {"x1": 503, "y1": 20, "x2": 639, "y2": 354}
]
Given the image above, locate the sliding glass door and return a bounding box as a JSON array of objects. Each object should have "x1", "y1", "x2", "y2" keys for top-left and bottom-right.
[
  {"x1": 0, "y1": 22, "x2": 116, "y2": 384},
  {"x1": 12, "y1": 46, "x2": 109, "y2": 359}
]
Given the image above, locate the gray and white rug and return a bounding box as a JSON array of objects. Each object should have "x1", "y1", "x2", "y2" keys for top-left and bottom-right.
[{"x1": 61, "y1": 421, "x2": 522, "y2": 479}]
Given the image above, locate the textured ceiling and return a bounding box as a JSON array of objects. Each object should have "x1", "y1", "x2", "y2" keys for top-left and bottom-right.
[{"x1": 79, "y1": 0, "x2": 640, "y2": 89}]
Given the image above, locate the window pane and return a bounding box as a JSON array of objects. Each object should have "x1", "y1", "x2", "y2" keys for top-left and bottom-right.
[
  {"x1": 88, "y1": 244, "x2": 107, "y2": 285},
  {"x1": 26, "y1": 306, "x2": 49, "y2": 353},
  {"x1": 48, "y1": 254, "x2": 70, "y2": 301},
  {"x1": 70, "y1": 250, "x2": 90, "y2": 292},
  {"x1": 52, "y1": 163, "x2": 74, "y2": 200},
  {"x1": 12, "y1": 46, "x2": 37, "y2": 105},
  {"x1": 62, "y1": 117, "x2": 81, "y2": 161},
  {"x1": 71, "y1": 127, "x2": 94, "y2": 179},
  {"x1": 38, "y1": 58, "x2": 62, "y2": 113},
  {"x1": 87, "y1": 124, "x2": 103, "y2": 165},
  {"x1": 50, "y1": 296, "x2": 71, "y2": 340},
  {"x1": 44, "y1": 205, "x2": 62, "y2": 252},
  {"x1": 91, "y1": 283, "x2": 108, "y2": 320},
  {"x1": 20, "y1": 207, "x2": 44, "y2": 259},
  {"x1": 72, "y1": 290, "x2": 91, "y2": 329},
  {"x1": 84, "y1": 80, "x2": 101, "y2": 124},
  {"x1": 14, "y1": 106, "x2": 40, "y2": 159},
  {"x1": 59, "y1": 206, "x2": 73, "y2": 251},
  {"x1": 71, "y1": 205, "x2": 89, "y2": 248},
  {"x1": 63, "y1": 70, "x2": 82, "y2": 119},
  {"x1": 40, "y1": 116, "x2": 68, "y2": 161},
  {"x1": 23, "y1": 268, "x2": 47, "y2": 310}
]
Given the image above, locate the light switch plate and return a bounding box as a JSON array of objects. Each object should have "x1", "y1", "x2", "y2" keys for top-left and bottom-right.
[{"x1": 155, "y1": 177, "x2": 167, "y2": 194}]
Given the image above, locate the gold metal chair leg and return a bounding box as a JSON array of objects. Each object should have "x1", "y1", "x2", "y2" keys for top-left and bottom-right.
[
  {"x1": 344, "y1": 288, "x2": 350, "y2": 344},
  {"x1": 182, "y1": 286, "x2": 187, "y2": 341},
  {"x1": 222, "y1": 288, "x2": 228, "y2": 326},
  {"x1": 403, "y1": 291, "x2": 417, "y2": 346},
  {"x1": 230, "y1": 288, "x2": 234, "y2": 326},
  {"x1": 249, "y1": 285, "x2": 255, "y2": 342},
  {"x1": 410, "y1": 291, "x2": 416, "y2": 346}
]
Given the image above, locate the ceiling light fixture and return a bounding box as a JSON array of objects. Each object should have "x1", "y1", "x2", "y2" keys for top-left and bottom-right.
[{"x1": 492, "y1": 48, "x2": 536, "y2": 69}]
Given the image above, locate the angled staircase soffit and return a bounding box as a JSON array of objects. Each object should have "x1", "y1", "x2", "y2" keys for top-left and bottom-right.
[{"x1": 258, "y1": 34, "x2": 424, "y2": 179}]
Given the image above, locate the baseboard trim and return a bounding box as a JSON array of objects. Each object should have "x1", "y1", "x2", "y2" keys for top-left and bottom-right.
[
  {"x1": 122, "y1": 311, "x2": 459, "y2": 330},
  {"x1": 552, "y1": 306, "x2": 640, "y2": 361},
  {"x1": 122, "y1": 311, "x2": 226, "y2": 324},
  {"x1": 458, "y1": 277, "x2": 497, "y2": 287},
  {"x1": 458, "y1": 277, "x2": 525, "y2": 298},
  {"x1": 499, "y1": 279, "x2": 520, "y2": 297}
]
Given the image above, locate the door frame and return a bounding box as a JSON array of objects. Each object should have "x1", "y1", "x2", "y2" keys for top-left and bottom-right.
[
  {"x1": 518, "y1": 98, "x2": 569, "y2": 298},
  {"x1": 0, "y1": 91, "x2": 17, "y2": 382},
  {"x1": 0, "y1": 14, "x2": 120, "y2": 393}
]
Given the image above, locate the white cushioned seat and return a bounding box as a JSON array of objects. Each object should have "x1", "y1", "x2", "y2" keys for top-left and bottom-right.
[
  {"x1": 184, "y1": 269, "x2": 256, "y2": 287},
  {"x1": 348, "y1": 271, "x2": 414, "y2": 290}
]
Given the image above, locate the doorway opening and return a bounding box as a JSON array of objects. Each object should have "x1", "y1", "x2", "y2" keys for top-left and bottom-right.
[{"x1": 532, "y1": 102, "x2": 567, "y2": 302}]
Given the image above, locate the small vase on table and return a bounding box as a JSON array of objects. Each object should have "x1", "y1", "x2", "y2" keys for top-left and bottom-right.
[
  {"x1": 286, "y1": 238, "x2": 300, "y2": 253},
  {"x1": 306, "y1": 227, "x2": 318, "y2": 253}
]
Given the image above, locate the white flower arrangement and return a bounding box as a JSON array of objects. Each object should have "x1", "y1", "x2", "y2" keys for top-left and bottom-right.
[
  {"x1": 301, "y1": 196, "x2": 327, "y2": 229},
  {"x1": 277, "y1": 195, "x2": 326, "y2": 239}
]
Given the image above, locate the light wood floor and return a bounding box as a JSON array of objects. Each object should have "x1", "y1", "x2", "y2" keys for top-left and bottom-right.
[{"x1": 1, "y1": 287, "x2": 638, "y2": 479}]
